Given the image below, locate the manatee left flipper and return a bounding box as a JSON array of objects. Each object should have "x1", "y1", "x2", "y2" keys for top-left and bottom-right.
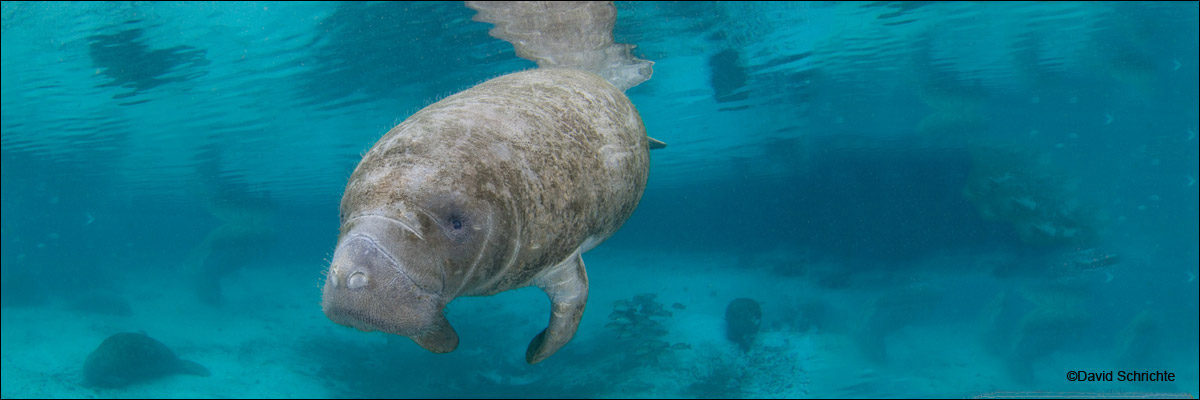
[
  {"x1": 526, "y1": 253, "x2": 589, "y2": 364},
  {"x1": 411, "y1": 312, "x2": 459, "y2": 354}
]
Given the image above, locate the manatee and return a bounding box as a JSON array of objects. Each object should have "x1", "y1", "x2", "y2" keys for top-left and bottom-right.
[
  {"x1": 321, "y1": 2, "x2": 660, "y2": 364},
  {"x1": 83, "y1": 332, "x2": 210, "y2": 388},
  {"x1": 185, "y1": 179, "x2": 277, "y2": 306}
]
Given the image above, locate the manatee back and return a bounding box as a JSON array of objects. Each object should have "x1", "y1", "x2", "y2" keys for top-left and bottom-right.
[{"x1": 450, "y1": 68, "x2": 649, "y2": 256}]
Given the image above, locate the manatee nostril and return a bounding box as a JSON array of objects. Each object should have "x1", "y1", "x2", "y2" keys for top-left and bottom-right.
[{"x1": 347, "y1": 271, "x2": 368, "y2": 289}]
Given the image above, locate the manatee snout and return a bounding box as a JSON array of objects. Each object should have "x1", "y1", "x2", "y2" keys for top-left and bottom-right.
[
  {"x1": 322, "y1": 235, "x2": 415, "y2": 333},
  {"x1": 326, "y1": 238, "x2": 382, "y2": 291},
  {"x1": 321, "y1": 224, "x2": 460, "y2": 353}
]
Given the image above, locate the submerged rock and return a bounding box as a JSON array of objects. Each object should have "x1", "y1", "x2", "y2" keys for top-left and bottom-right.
[
  {"x1": 83, "y1": 332, "x2": 210, "y2": 388},
  {"x1": 725, "y1": 297, "x2": 762, "y2": 352}
]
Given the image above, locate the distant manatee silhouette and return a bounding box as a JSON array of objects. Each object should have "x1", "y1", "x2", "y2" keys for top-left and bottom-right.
[{"x1": 83, "y1": 332, "x2": 210, "y2": 388}]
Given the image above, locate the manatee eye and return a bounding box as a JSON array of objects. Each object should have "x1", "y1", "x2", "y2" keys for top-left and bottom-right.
[
  {"x1": 426, "y1": 196, "x2": 477, "y2": 244},
  {"x1": 441, "y1": 213, "x2": 473, "y2": 244}
]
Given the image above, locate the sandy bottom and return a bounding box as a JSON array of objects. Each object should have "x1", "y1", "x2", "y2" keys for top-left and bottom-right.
[{"x1": 2, "y1": 246, "x2": 1197, "y2": 398}]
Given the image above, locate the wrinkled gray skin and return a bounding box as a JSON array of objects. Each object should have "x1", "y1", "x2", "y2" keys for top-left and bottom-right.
[{"x1": 321, "y1": 68, "x2": 648, "y2": 364}]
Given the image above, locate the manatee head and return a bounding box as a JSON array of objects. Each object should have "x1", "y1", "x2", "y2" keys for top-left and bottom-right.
[{"x1": 321, "y1": 158, "x2": 499, "y2": 353}]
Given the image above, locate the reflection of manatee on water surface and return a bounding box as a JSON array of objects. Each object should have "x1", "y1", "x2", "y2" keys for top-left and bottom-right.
[
  {"x1": 86, "y1": 25, "x2": 209, "y2": 100},
  {"x1": 321, "y1": 1, "x2": 665, "y2": 364}
]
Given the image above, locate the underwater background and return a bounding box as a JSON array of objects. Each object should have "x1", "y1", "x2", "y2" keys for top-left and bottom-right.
[{"x1": 2, "y1": 1, "x2": 1197, "y2": 398}]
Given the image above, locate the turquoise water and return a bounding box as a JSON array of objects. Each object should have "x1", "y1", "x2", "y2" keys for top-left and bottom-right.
[{"x1": 2, "y1": 1, "x2": 1197, "y2": 398}]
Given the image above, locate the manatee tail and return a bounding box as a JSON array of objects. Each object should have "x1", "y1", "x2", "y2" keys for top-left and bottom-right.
[
  {"x1": 466, "y1": 1, "x2": 653, "y2": 91},
  {"x1": 176, "y1": 359, "x2": 211, "y2": 377}
]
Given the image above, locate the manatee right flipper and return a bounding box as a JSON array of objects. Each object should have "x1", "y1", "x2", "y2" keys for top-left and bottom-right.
[
  {"x1": 648, "y1": 136, "x2": 667, "y2": 149},
  {"x1": 526, "y1": 253, "x2": 589, "y2": 364}
]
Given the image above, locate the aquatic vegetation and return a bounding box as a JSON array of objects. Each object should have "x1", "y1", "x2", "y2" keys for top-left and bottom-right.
[
  {"x1": 681, "y1": 353, "x2": 747, "y2": 399},
  {"x1": 682, "y1": 334, "x2": 809, "y2": 398},
  {"x1": 606, "y1": 293, "x2": 673, "y2": 339},
  {"x1": 606, "y1": 293, "x2": 676, "y2": 364}
]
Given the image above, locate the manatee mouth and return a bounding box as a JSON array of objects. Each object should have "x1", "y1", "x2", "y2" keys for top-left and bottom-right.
[{"x1": 325, "y1": 305, "x2": 395, "y2": 334}]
